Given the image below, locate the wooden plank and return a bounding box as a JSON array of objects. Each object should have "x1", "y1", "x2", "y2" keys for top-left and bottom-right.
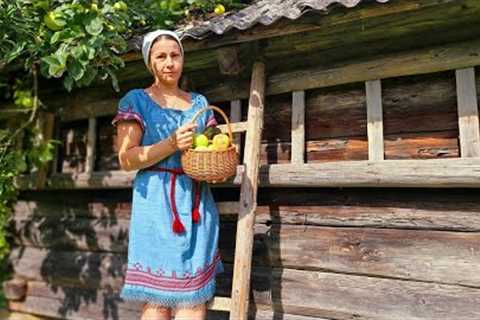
[
  {"x1": 366, "y1": 80, "x2": 384, "y2": 160},
  {"x1": 208, "y1": 296, "x2": 231, "y2": 312},
  {"x1": 229, "y1": 100, "x2": 242, "y2": 155},
  {"x1": 230, "y1": 61, "x2": 266, "y2": 320},
  {"x1": 456, "y1": 67, "x2": 480, "y2": 157},
  {"x1": 217, "y1": 120, "x2": 247, "y2": 134},
  {"x1": 291, "y1": 91, "x2": 305, "y2": 164},
  {"x1": 85, "y1": 117, "x2": 97, "y2": 173}
]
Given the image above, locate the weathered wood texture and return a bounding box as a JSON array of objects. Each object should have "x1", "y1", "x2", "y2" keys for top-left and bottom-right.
[
  {"x1": 10, "y1": 186, "x2": 480, "y2": 319},
  {"x1": 70, "y1": 72, "x2": 462, "y2": 174},
  {"x1": 230, "y1": 61, "x2": 266, "y2": 320},
  {"x1": 8, "y1": 260, "x2": 480, "y2": 320},
  {"x1": 14, "y1": 188, "x2": 480, "y2": 231}
]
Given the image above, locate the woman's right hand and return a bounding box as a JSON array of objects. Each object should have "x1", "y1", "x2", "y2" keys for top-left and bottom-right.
[{"x1": 173, "y1": 123, "x2": 197, "y2": 151}]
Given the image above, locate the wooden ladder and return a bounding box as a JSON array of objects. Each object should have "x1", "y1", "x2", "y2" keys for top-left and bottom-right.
[{"x1": 207, "y1": 61, "x2": 266, "y2": 320}]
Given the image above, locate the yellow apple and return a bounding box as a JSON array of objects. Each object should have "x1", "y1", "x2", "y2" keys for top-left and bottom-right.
[
  {"x1": 193, "y1": 134, "x2": 209, "y2": 148},
  {"x1": 212, "y1": 133, "x2": 230, "y2": 151}
]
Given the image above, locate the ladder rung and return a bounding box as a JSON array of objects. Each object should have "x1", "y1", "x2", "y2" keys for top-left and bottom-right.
[
  {"x1": 217, "y1": 121, "x2": 248, "y2": 133},
  {"x1": 207, "y1": 296, "x2": 231, "y2": 311}
]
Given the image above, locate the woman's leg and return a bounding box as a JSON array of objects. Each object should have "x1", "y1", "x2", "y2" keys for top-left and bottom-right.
[
  {"x1": 141, "y1": 303, "x2": 172, "y2": 320},
  {"x1": 174, "y1": 303, "x2": 207, "y2": 320}
]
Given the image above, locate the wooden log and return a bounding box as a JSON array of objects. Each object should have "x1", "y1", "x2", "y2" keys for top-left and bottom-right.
[
  {"x1": 13, "y1": 216, "x2": 130, "y2": 253},
  {"x1": 269, "y1": 268, "x2": 480, "y2": 320},
  {"x1": 14, "y1": 187, "x2": 480, "y2": 231},
  {"x1": 3, "y1": 278, "x2": 27, "y2": 300},
  {"x1": 365, "y1": 80, "x2": 385, "y2": 160},
  {"x1": 456, "y1": 67, "x2": 480, "y2": 157},
  {"x1": 230, "y1": 61, "x2": 266, "y2": 320},
  {"x1": 291, "y1": 91, "x2": 305, "y2": 164},
  {"x1": 13, "y1": 219, "x2": 480, "y2": 288},
  {"x1": 268, "y1": 225, "x2": 480, "y2": 287},
  {"x1": 15, "y1": 157, "x2": 480, "y2": 189},
  {"x1": 259, "y1": 130, "x2": 458, "y2": 164}
]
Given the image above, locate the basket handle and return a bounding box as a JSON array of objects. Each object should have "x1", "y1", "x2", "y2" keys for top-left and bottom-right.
[{"x1": 190, "y1": 105, "x2": 233, "y2": 141}]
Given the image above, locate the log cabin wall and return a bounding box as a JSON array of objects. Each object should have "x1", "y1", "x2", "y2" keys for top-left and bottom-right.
[{"x1": 6, "y1": 1, "x2": 480, "y2": 319}]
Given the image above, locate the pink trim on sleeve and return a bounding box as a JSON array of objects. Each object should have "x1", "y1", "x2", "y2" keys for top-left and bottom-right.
[{"x1": 111, "y1": 109, "x2": 145, "y2": 131}]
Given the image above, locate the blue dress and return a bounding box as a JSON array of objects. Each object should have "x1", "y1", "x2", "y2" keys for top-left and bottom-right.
[{"x1": 111, "y1": 88, "x2": 224, "y2": 308}]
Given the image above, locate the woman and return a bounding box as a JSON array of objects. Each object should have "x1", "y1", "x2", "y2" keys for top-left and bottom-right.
[{"x1": 111, "y1": 29, "x2": 224, "y2": 320}]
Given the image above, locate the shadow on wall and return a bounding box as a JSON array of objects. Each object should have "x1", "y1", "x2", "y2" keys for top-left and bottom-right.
[{"x1": 11, "y1": 188, "x2": 132, "y2": 319}]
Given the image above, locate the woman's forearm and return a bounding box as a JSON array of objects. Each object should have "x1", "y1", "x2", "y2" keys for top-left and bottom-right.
[{"x1": 119, "y1": 137, "x2": 177, "y2": 171}]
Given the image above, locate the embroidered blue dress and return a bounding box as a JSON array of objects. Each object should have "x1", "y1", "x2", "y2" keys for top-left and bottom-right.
[{"x1": 111, "y1": 88, "x2": 224, "y2": 308}]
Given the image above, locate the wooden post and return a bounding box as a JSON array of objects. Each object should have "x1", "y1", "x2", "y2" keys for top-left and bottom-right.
[
  {"x1": 35, "y1": 112, "x2": 55, "y2": 189},
  {"x1": 230, "y1": 100, "x2": 242, "y2": 155},
  {"x1": 291, "y1": 90, "x2": 305, "y2": 164},
  {"x1": 230, "y1": 61, "x2": 265, "y2": 320},
  {"x1": 455, "y1": 67, "x2": 480, "y2": 158},
  {"x1": 85, "y1": 117, "x2": 97, "y2": 173},
  {"x1": 366, "y1": 80, "x2": 385, "y2": 160}
]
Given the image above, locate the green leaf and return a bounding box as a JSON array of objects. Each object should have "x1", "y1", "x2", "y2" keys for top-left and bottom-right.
[
  {"x1": 85, "y1": 17, "x2": 103, "y2": 36},
  {"x1": 69, "y1": 61, "x2": 84, "y2": 81}
]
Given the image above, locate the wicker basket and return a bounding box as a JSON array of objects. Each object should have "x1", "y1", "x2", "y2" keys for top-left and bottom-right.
[{"x1": 181, "y1": 106, "x2": 239, "y2": 182}]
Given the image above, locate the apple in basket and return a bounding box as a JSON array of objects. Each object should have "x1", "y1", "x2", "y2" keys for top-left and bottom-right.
[{"x1": 192, "y1": 128, "x2": 231, "y2": 151}]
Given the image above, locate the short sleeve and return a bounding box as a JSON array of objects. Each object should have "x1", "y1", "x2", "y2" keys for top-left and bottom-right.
[{"x1": 111, "y1": 91, "x2": 145, "y2": 131}]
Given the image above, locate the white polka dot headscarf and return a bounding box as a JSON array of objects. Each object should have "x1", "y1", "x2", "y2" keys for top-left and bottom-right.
[{"x1": 142, "y1": 30, "x2": 184, "y2": 72}]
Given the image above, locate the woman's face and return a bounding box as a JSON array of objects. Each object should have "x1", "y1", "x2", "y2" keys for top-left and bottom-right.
[{"x1": 149, "y1": 37, "x2": 183, "y2": 86}]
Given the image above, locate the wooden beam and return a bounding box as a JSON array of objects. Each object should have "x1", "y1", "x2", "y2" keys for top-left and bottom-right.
[
  {"x1": 366, "y1": 80, "x2": 385, "y2": 160},
  {"x1": 230, "y1": 61, "x2": 266, "y2": 320},
  {"x1": 229, "y1": 100, "x2": 242, "y2": 154},
  {"x1": 204, "y1": 39, "x2": 480, "y2": 103},
  {"x1": 455, "y1": 67, "x2": 480, "y2": 158},
  {"x1": 291, "y1": 91, "x2": 305, "y2": 164},
  {"x1": 15, "y1": 158, "x2": 480, "y2": 189},
  {"x1": 85, "y1": 117, "x2": 97, "y2": 173}
]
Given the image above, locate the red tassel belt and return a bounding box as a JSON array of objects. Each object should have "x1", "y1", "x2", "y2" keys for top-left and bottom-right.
[{"x1": 144, "y1": 166, "x2": 201, "y2": 234}]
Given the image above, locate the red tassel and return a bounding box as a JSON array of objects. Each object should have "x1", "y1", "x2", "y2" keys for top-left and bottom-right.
[
  {"x1": 192, "y1": 181, "x2": 201, "y2": 223},
  {"x1": 192, "y1": 207, "x2": 200, "y2": 223},
  {"x1": 172, "y1": 217, "x2": 185, "y2": 234}
]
